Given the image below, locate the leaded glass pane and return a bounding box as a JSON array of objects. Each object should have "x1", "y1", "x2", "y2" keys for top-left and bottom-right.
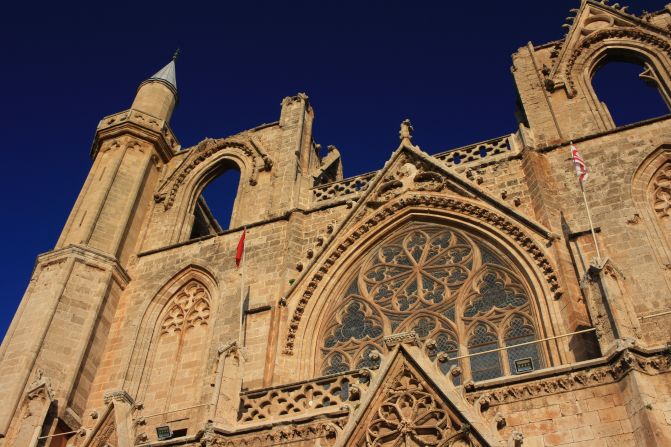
[
  {"x1": 505, "y1": 316, "x2": 544, "y2": 374},
  {"x1": 464, "y1": 272, "x2": 528, "y2": 318},
  {"x1": 323, "y1": 353, "x2": 349, "y2": 375},
  {"x1": 469, "y1": 344, "x2": 502, "y2": 381},
  {"x1": 468, "y1": 324, "x2": 502, "y2": 382},
  {"x1": 412, "y1": 317, "x2": 436, "y2": 338},
  {"x1": 506, "y1": 336, "x2": 543, "y2": 374},
  {"x1": 324, "y1": 302, "x2": 382, "y2": 348}
]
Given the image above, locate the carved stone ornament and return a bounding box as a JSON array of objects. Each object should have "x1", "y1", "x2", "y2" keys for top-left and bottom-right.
[
  {"x1": 351, "y1": 363, "x2": 483, "y2": 447},
  {"x1": 90, "y1": 415, "x2": 118, "y2": 447},
  {"x1": 27, "y1": 368, "x2": 54, "y2": 400},
  {"x1": 465, "y1": 348, "x2": 670, "y2": 407},
  {"x1": 652, "y1": 162, "x2": 671, "y2": 218},
  {"x1": 399, "y1": 119, "x2": 414, "y2": 146},
  {"x1": 373, "y1": 159, "x2": 445, "y2": 204},
  {"x1": 384, "y1": 331, "x2": 421, "y2": 349},
  {"x1": 281, "y1": 92, "x2": 310, "y2": 107},
  {"x1": 160, "y1": 280, "x2": 210, "y2": 335},
  {"x1": 238, "y1": 369, "x2": 371, "y2": 423},
  {"x1": 102, "y1": 390, "x2": 135, "y2": 406},
  {"x1": 202, "y1": 421, "x2": 343, "y2": 447}
]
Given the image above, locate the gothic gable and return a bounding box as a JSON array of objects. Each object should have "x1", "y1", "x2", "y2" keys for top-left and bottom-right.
[
  {"x1": 83, "y1": 405, "x2": 118, "y2": 447},
  {"x1": 346, "y1": 140, "x2": 551, "y2": 237},
  {"x1": 280, "y1": 133, "x2": 562, "y2": 355},
  {"x1": 334, "y1": 345, "x2": 500, "y2": 447}
]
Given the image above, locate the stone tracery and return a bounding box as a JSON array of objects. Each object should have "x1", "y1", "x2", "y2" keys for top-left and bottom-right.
[
  {"x1": 652, "y1": 161, "x2": 671, "y2": 218},
  {"x1": 160, "y1": 280, "x2": 211, "y2": 335},
  {"x1": 354, "y1": 363, "x2": 481, "y2": 447},
  {"x1": 318, "y1": 223, "x2": 545, "y2": 382}
]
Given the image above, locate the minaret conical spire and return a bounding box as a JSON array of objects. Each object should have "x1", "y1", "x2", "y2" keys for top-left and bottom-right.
[
  {"x1": 148, "y1": 49, "x2": 178, "y2": 90},
  {"x1": 131, "y1": 51, "x2": 180, "y2": 122}
]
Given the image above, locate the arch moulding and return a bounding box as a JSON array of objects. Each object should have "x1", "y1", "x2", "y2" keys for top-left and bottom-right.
[
  {"x1": 154, "y1": 136, "x2": 273, "y2": 211},
  {"x1": 631, "y1": 144, "x2": 671, "y2": 268},
  {"x1": 280, "y1": 193, "x2": 566, "y2": 368},
  {"x1": 562, "y1": 28, "x2": 671, "y2": 100}
]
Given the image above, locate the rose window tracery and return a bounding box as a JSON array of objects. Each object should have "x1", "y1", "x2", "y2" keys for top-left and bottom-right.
[{"x1": 319, "y1": 224, "x2": 545, "y2": 382}]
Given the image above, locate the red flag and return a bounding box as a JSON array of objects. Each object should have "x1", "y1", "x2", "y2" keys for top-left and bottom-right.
[
  {"x1": 235, "y1": 229, "x2": 246, "y2": 268},
  {"x1": 570, "y1": 144, "x2": 588, "y2": 183}
]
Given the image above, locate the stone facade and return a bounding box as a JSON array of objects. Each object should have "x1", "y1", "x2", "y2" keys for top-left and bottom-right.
[{"x1": 1, "y1": 1, "x2": 671, "y2": 446}]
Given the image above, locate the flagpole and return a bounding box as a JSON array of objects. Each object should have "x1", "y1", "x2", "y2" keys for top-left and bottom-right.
[
  {"x1": 579, "y1": 181, "x2": 602, "y2": 263},
  {"x1": 239, "y1": 227, "x2": 247, "y2": 345},
  {"x1": 571, "y1": 141, "x2": 602, "y2": 264}
]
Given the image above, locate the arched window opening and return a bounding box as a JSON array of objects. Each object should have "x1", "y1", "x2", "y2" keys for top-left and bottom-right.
[
  {"x1": 190, "y1": 163, "x2": 241, "y2": 239},
  {"x1": 317, "y1": 223, "x2": 546, "y2": 384},
  {"x1": 592, "y1": 57, "x2": 670, "y2": 127}
]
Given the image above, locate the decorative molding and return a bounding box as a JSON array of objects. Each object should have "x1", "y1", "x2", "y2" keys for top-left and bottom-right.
[
  {"x1": 103, "y1": 390, "x2": 135, "y2": 406},
  {"x1": 464, "y1": 348, "x2": 670, "y2": 406},
  {"x1": 202, "y1": 420, "x2": 342, "y2": 447},
  {"x1": 155, "y1": 135, "x2": 273, "y2": 210},
  {"x1": 283, "y1": 193, "x2": 562, "y2": 354},
  {"x1": 652, "y1": 161, "x2": 671, "y2": 218},
  {"x1": 93, "y1": 109, "x2": 179, "y2": 161},
  {"x1": 383, "y1": 331, "x2": 421, "y2": 349}
]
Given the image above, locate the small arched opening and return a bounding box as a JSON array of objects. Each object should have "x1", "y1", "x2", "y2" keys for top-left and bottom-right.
[
  {"x1": 190, "y1": 161, "x2": 242, "y2": 239},
  {"x1": 591, "y1": 51, "x2": 670, "y2": 127}
]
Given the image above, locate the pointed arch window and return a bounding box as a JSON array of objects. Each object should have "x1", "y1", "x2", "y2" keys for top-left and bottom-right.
[
  {"x1": 591, "y1": 53, "x2": 671, "y2": 127},
  {"x1": 142, "y1": 281, "x2": 212, "y2": 417},
  {"x1": 317, "y1": 224, "x2": 546, "y2": 383},
  {"x1": 190, "y1": 161, "x2": 241, "y2": 239}
]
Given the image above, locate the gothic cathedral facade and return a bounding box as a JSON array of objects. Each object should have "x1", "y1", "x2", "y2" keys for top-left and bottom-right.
[{"x1": 2, "y1": 1, "x2": 671, "y2": 446}]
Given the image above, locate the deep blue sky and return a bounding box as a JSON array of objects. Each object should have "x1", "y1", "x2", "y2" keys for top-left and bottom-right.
[{"x1": 1, "y1": 0, "x2": 669, "y2": 339}]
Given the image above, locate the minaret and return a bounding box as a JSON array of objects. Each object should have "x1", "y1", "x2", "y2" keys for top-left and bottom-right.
[
  {"x1": 0, "y1": 55, "x2": 180, "y2": 444},
  {"x1": 131, "y1": 50, "x2": 178, "y2": 122}
]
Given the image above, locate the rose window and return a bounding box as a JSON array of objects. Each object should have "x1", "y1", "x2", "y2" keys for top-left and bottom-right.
[{"x1": 319, "y1": 224, "x2": 545, "y2": 382}]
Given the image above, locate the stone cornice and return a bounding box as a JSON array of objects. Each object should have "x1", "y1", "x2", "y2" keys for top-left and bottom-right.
[
  {"x1": 37, "y1": 244, "x2": 131, "y2": 286},
  {"x1": 464, "y1": 345, "x2": 671, "y2": 407},
  {"x1": 103, "y1": 389, "x2": 135, "y2": 406},
  {"x1": 91, "y1": 109, "x2": 179, "y2": 162}
]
